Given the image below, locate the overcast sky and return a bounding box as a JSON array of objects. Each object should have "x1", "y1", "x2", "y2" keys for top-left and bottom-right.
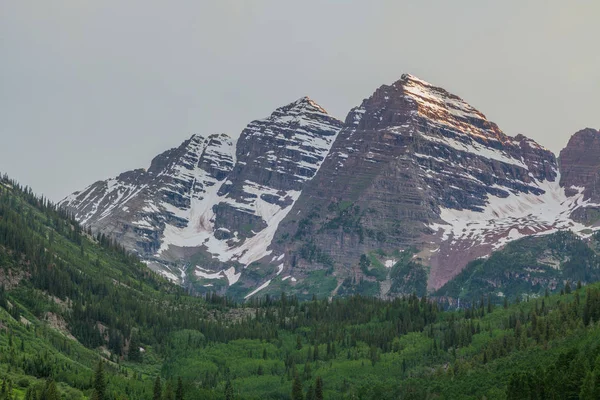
[{"x1": 1, "y1": 1, "x2": 599, "y2": 201}]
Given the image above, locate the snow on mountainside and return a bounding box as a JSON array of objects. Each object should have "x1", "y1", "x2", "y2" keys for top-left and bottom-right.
[
  {"x1": 61, "y1": 75, "x2": 600, "y2": 299},
  {"x1": 272, "y1": 74, "x2": 599, "y2": 296},
  {"x1": 60, "y1": 97, "x2": 342, "y2": 286},
  {"x1": 60, "y1": 133, "x2": 236, "y2": 263}
]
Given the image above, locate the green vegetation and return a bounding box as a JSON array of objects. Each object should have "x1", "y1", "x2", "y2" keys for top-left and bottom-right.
[
  {"x1": 351, "y1": 250, "x2": 428, "y2": 297},
  {"x1": 297, "y1": 242, "x2": 334, "y2": 268},
  {"x1": 436, "y1": 231, "x2": 600, "y2": 303},
  {"x1": 2, "y1": 175, "x2": 600, "y2": 399},
  {"x1": 321, "y1": 202, "x2": 365, "y2": 243}
]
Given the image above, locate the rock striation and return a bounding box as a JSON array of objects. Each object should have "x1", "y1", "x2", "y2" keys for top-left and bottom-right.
[{"x1": 61, "y1": 75, "x2": 600, "y2": 298}]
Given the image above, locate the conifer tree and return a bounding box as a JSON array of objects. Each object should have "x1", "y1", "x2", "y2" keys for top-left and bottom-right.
[
  {"x1": 128, "y1": 332, "x2": 141, "y2": 362},
  {"x1": 224, "y1": 379, "x2": 234, "y2": 400},
  {"x1": 292, "y1": 373, "x2": 304, "y2": 400},
  {"x1": 163, "y1": 380, "x2": 174, "y2": 400},
  {"x1": 305, "y1": 384, "x2": 315, "y2": 400},
  {"x1": 580, "y1": 371, "x2": 595, "y2": 400},
  {"x1": 153, "y1": 376, "x2": 162, "y2": 400},
  {"x1": 175, "y1": 377, "x2": 184, "y2": 400},
  {"x1": 315, "y1": 376, "x2": 324, "y2": 400},
  {"x1": 93, "y1": 360, "x2": 106, "y2": 400},
  {"x1": 43, "y1": 380, "x2": 60, "y2": 400}
]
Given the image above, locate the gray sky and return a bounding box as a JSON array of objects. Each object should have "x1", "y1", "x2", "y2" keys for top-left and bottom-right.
[{"x1": 1, "y1": 1, "x2": 599, "y2": 201}]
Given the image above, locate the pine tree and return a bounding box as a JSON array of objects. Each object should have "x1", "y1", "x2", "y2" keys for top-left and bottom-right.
[
  {"x1": 580, "y1": 371, "x2": 595, "y2": 400},
  {"x1": 93, "y1": 360, "x2": 106, "y2": 400},
  {"x1": 315, "y1": 376, "x2": 324, "y2": 400},
  {"x1": 292, "y1": 373, "x2": 304, "y2": 400},
  {"x1": 164, "y1": 380, "x2": 174, "y2": 400},
  {"x1": 153, "y1": 376, "x2": 162, "y2": 400},
  {"x1": 304, "y1": 361, "x2": 312, "y2": 380},
  {"x1": 593, "y1": 355, "x2": 600, "y2": 400},
  {"x1": 175, "y1": 377, "x2": 184, "y2": 400},
  {"x1": 224, "y1": 379, "x2": 234, "y2": 400},
  {"x1": 305, "y1": 384, "x2": 315, "y2": 400},
  {"x1": 43, "y1": 380, "x2": 60, "y2": 400},
  {"x1": 129, "y1": 332, "x2": 142, "y2": 362}
]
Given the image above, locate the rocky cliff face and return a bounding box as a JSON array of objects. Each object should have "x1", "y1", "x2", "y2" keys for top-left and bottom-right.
[
  {"x1": 60, "y1": 133, "x2": 236, "y2": 281},
  {"x1": 559, "y1": 128, "x2": 600, "y2": 225},
  {"x1": 271, "y1": 75, "x2": 596, "y2": 295},
  {"x1": 61, "y1": 75, "x2": 599, "y2": 299},
  {"x1": 60, "y1": 98, "x2": 342, "y2": 286}
]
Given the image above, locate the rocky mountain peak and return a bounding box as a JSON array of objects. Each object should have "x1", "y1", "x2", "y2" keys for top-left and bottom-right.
[
  {"x1": 61, "y1": 77, "x2": 599, "y2": 300},
  {"x1": 559, "y1": 128, "x2": 600, "y2": 203},
  {"x1": 284, "y1": 96, "x2": 329, "y2": 114},
  {"x1": 276, "y1": 74, "x2": 589, "y2": 296},
  {"x1": 563, "y1": 127, "x2": 600, "y2": 146},
  {"x1": 257, "y1": 96, "x2": 340, "y2": 136}
]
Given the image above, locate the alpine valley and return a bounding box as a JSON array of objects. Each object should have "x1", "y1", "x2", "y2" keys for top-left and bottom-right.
[{"x1": 60, "y1": 75, "x2": 600, "y2": 302}]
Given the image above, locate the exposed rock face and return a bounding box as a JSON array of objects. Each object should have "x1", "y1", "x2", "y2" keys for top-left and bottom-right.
[
  {"x1": 273, "y1": 75, "x2": 593, "y2": 292},
  {"x1": 211, "y1": 97, "x2": 342, "y2": 249},
  {"x1": 60, "y1": 98, "x2": 342, "y2": 285},
  {"x1": 61, "y1": 75, "x2": 599, "y2": 299},
  {"x1": 560, "y1": 129, "x2": 600, "y2": 199},
  {"x1": 559, "y1": 128, "x2": 600, "y2": 226},
  {"x1": 60, "y1": 134, "x2": 235, "y2": 266}
]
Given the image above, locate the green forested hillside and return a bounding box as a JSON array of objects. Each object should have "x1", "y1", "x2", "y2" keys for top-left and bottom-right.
[
  {"x1": 1, "y1": 175, "x2": 600, "y2": 399},
  {"x1": 436, "y1": 231, "x2": 600, "y2": 303}
]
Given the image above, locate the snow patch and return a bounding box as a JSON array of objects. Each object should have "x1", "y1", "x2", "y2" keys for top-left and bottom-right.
[
  {"x1": 429, "y1": 173, "x2": 600, "y2": 250},
  {"x1": 244, "y1": 280, "x2": 272, "y2": 299},
  {"x1": 223, "y1": 267, "x2": 241, "y2": 285}
]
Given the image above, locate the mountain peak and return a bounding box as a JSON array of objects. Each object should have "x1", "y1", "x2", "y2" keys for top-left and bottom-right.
[
  {"x1": 400, "y1": 73, "x2": 435, "y2": 87},
  {"x1": 185, "y1": 133, "x2": 232, "y2": 147},
  {"x1": 277, "y1": 96, "x2": 331, "y2": 117},
  {"x1": 569, "y1": 127, "x2": 600, "y2": 141},
  {"x1": 560, "y1": 128, "x2": 600, "y2": 202}
]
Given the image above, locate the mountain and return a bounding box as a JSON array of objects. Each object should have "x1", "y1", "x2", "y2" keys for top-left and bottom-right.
[
  {"x1": 4, "y1": 174, "x2": 600, "y2": 400},
  {"x1": 271, "y1": 74, "x2": 599, "y2": 297},
  {"x1": 60, "y1": 133, "x2": 236, "y2": 281},
  {"x1": 60, "y1": 75, "x2": 600, "y2": 299},
  {"x1": 60, "y1": 97, "x2": 343, "y2": 291}
]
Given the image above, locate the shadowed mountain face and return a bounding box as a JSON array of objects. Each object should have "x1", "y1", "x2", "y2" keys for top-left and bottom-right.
[{"x1": 61, "y1": 75, "x2": 599, "y2": 299}]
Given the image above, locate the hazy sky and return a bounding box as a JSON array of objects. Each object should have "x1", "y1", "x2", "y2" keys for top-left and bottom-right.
[{"x1": 1, "y1": 1, "x2": 599, "y2": 201}]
